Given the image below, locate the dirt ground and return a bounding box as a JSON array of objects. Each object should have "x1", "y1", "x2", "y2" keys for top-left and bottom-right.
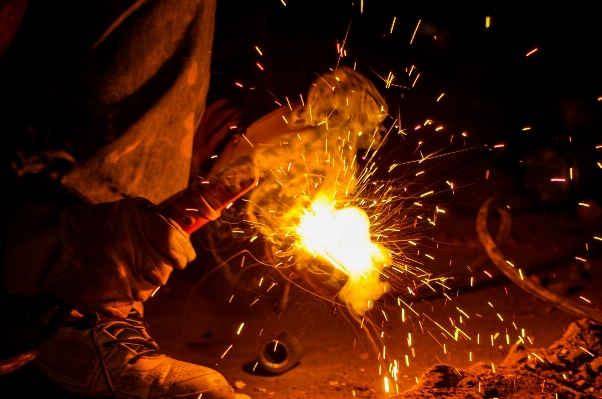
[
  {"x1": 1, "y1": 154, "x2": 601, "y2": 399},
  {"x1": 2, "y1": 158, "x2": 602, "y2": 399},
  {"x1": 145, "y1": 235, "x2": 601, "y2": 399},
  {"x1": 139, "y1": 159, "x2": 602, "y2": 399},
  {"x1": 397, "y1": 319, "x2": 602, "y2": 399}
]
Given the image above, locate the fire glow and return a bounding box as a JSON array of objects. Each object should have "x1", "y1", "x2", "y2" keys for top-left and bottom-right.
[
  {"x1": 294, "y1": 196, "x2": 390, "y2": 315},
  {"x1": 295, "y1": 196, "x2": 388, "y2": 280}
]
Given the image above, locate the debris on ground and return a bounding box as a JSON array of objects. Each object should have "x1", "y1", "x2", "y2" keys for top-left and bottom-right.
[
  {"x1": 353, "y1": 384, "x2": 376, "y2": 398},
  {"x1": 395, "y1": 319, "x2": 602, "y2": 398}
]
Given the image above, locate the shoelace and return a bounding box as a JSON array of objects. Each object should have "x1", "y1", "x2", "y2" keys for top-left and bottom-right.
[
  {"x1": 97, "y1": 316, "x2": 161, "y2": 365},
  {"x1": 65, "y1": 311, "x2": 162, "y2": 398}
]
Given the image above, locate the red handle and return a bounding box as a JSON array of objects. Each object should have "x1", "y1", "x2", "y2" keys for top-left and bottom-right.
[{"x1": 160, "y1": 159, "x2": 258, "y2": 234}]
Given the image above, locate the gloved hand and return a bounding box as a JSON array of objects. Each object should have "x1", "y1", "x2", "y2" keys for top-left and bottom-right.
[{"x1": 4, "y1": 198, "x2": 196, "y2": 318}]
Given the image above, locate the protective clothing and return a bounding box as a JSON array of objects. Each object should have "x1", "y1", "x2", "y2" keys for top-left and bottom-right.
[
  {"x1": 6, "y1": 307, "x2": 235, "y2": 398},
  {"x1": 4, "y1": 198, "x2": 195, "y2": 319}
]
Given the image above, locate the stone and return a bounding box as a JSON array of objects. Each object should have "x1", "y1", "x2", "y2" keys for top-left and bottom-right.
[
  {"x1": 589, "y1": 357, "x2": 602, "y2": 373},
  {"x1": 501, "y1": 344, "x2": 528, "y2": 366},
  {"x1": 417, "y1": 364, "x2": 463, "y2": 388}
]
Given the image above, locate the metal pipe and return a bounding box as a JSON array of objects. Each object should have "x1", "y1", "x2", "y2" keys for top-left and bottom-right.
[{"x1": 258, "y1": 332, "x2": 303, "y2": 374}]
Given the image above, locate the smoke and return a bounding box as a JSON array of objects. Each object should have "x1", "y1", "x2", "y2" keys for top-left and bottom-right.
[{"x1": 245, "y1": 67, "x2": 390, "y2": 314}]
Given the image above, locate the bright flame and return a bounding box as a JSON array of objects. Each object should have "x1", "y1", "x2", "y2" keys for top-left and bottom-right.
[
  {"x1": 295, "y1": 196, "x2": 390, "y2": 314},
  {"x1": 245, "y1": 67, "x2": 390, "y2": 315},
  {"x1": 296, "y1": 196, "x2": 385, "y2": 278}
]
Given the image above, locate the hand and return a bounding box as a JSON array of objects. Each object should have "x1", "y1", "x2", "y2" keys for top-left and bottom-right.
[{"x1": 5, "y1": 198, "x2": 196, "y2": 318}]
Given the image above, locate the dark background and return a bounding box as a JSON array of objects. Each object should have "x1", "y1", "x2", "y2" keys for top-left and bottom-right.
[
  {"x1": 208, "y1": 0, "x2": 601, "y2": 207},
  {"x1": 1, "y1": 1, "x2": 601, "y2": 397}
]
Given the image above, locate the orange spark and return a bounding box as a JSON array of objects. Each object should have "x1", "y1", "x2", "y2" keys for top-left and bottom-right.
[
  {"x1": 221, "y1": 344, "x2": 233, "y2": 358},
  {"x1": 410, "y1": 20, "x2": 421, "y2": 44},
  {"x1": 241, "y1": 133, "x2": 254, "y2": 147},
  {"x1": 412, "y1": 73, "x2": 420, "y2": 87},
  {"x1": 526, "y1": 48, "x2": 538, "y2": 56}
]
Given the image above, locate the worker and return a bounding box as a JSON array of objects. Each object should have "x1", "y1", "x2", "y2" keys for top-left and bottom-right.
[{"x1": 0, "y1": 1, "x2": 300, "y2": 397}]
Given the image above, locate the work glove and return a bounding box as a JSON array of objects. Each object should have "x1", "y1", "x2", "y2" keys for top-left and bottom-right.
[{"x1": 4, "y1": 198, "x2": 196, "y2": 318}]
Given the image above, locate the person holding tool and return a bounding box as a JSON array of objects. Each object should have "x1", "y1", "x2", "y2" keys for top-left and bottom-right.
[{"x1": 0, "y1": 1, "x2": 310, "y2": 397}]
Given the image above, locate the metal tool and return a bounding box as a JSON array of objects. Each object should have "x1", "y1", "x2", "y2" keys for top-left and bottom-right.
[
  {"x1": 258, "y1": 332, "x2": 303, "y2": 374},
  {"x1": 160, "y1": 157, "x2": 258, "y2": 234}
]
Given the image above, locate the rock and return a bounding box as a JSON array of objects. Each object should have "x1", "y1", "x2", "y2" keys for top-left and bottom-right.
[
  {"x1": 525, "y1": 358, "x2": 539, "y2": 371},
  {"x1": 234, "y1": 381, "x2": 246, "y2": 389},
  {"x1": 254, "y1": 388, "x2": 266, "y2": 393},
  {"x1": 234, "y1": 395, "x2": 251, "y2": 399},
  {"x1": 589, "y1": 357, "x2": 602, "y2": 373},
  {"x1": 501, "y1": 344, "x2": 528, "y2": 366},
  {"x1": 355, "y1": 388, "x2": 374, "y2": 398},
  {"x1": 392, "y1": 318, "x2": 602, "y2": 398},
  {"x1": 354, "y1": 385, "x2": 376, "y2": 397},
  {"x1": 545, "y1": 354, "x2": 565, "y2": 369},
  {"x1": 416, "y1": 364, "x2": 463, "y2": 388},
  {"x1": 457, "y1": 376, "x2": 478, "y2": 387}
]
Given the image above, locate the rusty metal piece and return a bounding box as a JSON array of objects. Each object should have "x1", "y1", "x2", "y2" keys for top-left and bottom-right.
[
  {"x1": 292, "y1": 261, "x2": 349, "y2": 301},
  {"x1": 0, "y1": 349, "x2": 40, "y2": 375},
  {"x1": 421, "y1": 205, "x2": 512, "y2": 300},
  {"x1": 477, "y1": 198, "x2": 602, "y2": 325},
  {"x1": 258, "y1": 332, "x2": 303, "y2": 374}
]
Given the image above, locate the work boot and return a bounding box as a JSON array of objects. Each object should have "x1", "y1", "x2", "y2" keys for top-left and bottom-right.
[{"x1": 7, "y1": 306, "x2": 235, "y2": 399}]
